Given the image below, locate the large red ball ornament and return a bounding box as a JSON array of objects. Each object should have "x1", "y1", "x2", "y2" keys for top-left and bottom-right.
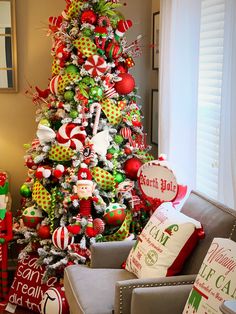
[
  {"x1": 115, "y1": 73, "x2": 135, "y2": 95},
  {"x1": 123, "y1": 157, "x2": 143, "y2": 180},
  {"x1": 81, "y1": 10, "x2": 97, "y2": 25},
  {"x1": 37, "y1": 224, "x2": 51, "y2": 239},
  {"x1": 22, "y1": 206, "x2": 43, "y2": 228}
]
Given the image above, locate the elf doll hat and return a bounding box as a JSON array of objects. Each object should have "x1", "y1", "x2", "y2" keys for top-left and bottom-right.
[{"x1": 77, "y1": 166, "x2": 93, "y2": 186}]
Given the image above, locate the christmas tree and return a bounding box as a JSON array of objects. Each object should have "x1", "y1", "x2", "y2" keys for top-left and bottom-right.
[{"x1": 16, "y1": 0, "x2": 154, "y2": 280}]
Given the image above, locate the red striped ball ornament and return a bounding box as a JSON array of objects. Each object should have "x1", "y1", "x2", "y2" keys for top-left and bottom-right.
[{"x1": 52, "y1": 226, "x2": 74, "y2": 250}]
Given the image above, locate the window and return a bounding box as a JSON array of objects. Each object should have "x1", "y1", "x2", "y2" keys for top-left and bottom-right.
[{"x1": 196, "y1": 0, "x2": 225, "y2": 199}]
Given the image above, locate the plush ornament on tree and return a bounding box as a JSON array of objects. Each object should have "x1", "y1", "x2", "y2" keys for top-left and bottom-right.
[
  {"x1": 22, "y1": 205, "x2": 43, "y2": 228},
  {"x1": 115, "y1": 73, "x2": 135, "y2": 95},
  {"x1": 37, "y1": 224, "x2": 51, "y2": 239},
  {"x1": 94, "y1": 26, "x2": 108, "y2": 51},
  {"x1": 103, "y1": 203, "x2": 126, "y2": 226},
  {"x1": 41, "y1": 285, "x2": 69, "y2": 314},
  {"x1": 123, "y1": 157, "x2": 143, "y2": 180},
  {"x1": 81, "y1": 9, "x2": 97, "y2": 25},
  {"x1": 52, "y1": 226, "x2": 74, "y2": 250},
  {"x1": 115, "y1": 19, "x2": 133, "y2": 40}
]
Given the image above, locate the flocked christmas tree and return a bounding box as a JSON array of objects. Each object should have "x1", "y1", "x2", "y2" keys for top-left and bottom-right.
[{"x1": 17, "y1": 0, "x2": 154, "y2": 280}]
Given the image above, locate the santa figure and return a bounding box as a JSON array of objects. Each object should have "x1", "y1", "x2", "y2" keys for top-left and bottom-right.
[{"x1": 0, "y1": 171, "x2": 13, "y2": 300}]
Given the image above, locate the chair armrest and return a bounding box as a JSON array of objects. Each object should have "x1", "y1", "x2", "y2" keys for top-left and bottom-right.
[
  {"x1": 90, "y1": 241, "x2": 134, "y2": 268},
  {"x1": 114, "y1": 274, "x2": 196, "y2": 314},
  {"x1": 131, "y1": 284, "x2": 193, "y2": 314}
]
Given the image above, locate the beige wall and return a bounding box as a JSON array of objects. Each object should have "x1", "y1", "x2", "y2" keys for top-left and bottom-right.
[{"x1": 0, "y1": 0, "x2": 153, "y2": 211}]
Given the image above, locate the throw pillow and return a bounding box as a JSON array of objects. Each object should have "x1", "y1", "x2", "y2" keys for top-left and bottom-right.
[
  {"x1": 125, "y1": 202, "x2": 204, "y2": 278},
  {"x1": 183, "y1": 237, "x2": 236, "y2": 314},
  {"x1": 7, "y1": 254, "x2": 58, "y2": 313}
]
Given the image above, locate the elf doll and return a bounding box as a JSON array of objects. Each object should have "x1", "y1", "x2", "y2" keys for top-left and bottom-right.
[
  {"x1": 0, "y1": 171, "x2": 13, "y2": 301},
  {"x1": 67, "y1": 166, "x2": 100, "y2": 237}
]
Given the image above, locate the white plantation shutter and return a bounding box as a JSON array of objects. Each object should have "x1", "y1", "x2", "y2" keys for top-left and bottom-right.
[{"x1": 196, "y1": 0, "x2": 225, "y2": 199}]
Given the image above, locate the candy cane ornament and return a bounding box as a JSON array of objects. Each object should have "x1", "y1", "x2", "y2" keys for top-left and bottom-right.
[{"x1": 90, "y1": 103, "x2": 102, "y2": 135}]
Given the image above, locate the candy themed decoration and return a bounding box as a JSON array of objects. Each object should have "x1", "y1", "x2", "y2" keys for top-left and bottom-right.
[
  {"x1": 41, "y1": 285, "x2": 69, "y2": 314},
  {"x1": 17, "y1": 0, "x2": 156, "y2": 288},
  {"x1": 84, "y1": 55, "x2": 108, "y2": 77},
  {"x1": 32, "y1": 181, "x2": 52, "y2": 213},
  {"x1": 49, "y1": 73, "x2": 80, "y2": 95},
  {"x1": 103, "y1": 211, "x2": 132, "y2": 241},
  {"x1": 91, "y1": 167, "x2": 115, "y2": 190},
  {"x1": 115, "y1": 73, "x2": 135, "y2": 95},
  {"x1": 115, "y1": 20, "x2": 133, "y2": 41},
  {"x1": 73, "y1": 37, "x2": 97, "y2": 58},
  {"x1": 89, "y1": 102, "x2": 102, "y2": 135},
  {"x1": 52, "y1": 226, "x2": 74, "y2": 250},
  {"x1": 37, "y1": 124, "x2": 56, "y2": 144},
  {"x1": 103, "y1": 203, "x2": 126, "y2": 226},
  {"x1": 22, "y1": 206, "x2": 43, "y2": 229},
  {"x1": 49, "y1": 145, "x2": 74, "y2": 161},
  {"x1": 101, "y1": 98, "x2": 122, "y2": 125},
  {"x1": 56, "y1": 123, "x2": 86, "y2": 151}
]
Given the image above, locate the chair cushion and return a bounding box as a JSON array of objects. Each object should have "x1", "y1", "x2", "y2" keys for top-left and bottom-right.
[{"x1": 64, "y1": 265, "x2": 136, "y2": 314}]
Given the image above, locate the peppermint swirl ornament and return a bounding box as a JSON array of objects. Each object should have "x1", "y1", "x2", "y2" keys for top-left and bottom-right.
[
  {"x1": 84, "y1": 55, "x2": 107, "y2": 77},
  {"x1": 56, "y1": 123, "x2": 86, "y2": 151}
]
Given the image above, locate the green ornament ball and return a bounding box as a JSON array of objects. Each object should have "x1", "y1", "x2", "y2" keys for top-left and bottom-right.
[
  {"x1": 89, "y1": 86, "x2": 103, "y2": 100},
  {"x1": 69, "y1": 109, "x2": 78, "y2": 119},
  {"x1": 107, "y1": 147, "x2": 118, "y2": 155},
  {"x1": 81, "y1": 76, "x2": 95, "y2": 86},
  {"x1": 114, "y1": 134, "x2": 124, "y2": 145},
  {"x1": 64, "y1": 90, "x2": 75, "y2": 101},
  {"x1": 65, "y1": 64, "x2": 79, "y2": 74},
  {"x1": 83, "y1": 28, "x2": 93, "y2": 37},
  {"x1": 20, "y1": 184, "x2": 32, "y2": 198},
  {"x1": 114, "y1": 172, "x2": 126, "y2": 184}
]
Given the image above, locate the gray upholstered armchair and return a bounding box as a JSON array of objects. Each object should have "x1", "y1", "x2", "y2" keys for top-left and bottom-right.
[{"x1": 64, "y1": 191, "x2": 236, "y2": 314}]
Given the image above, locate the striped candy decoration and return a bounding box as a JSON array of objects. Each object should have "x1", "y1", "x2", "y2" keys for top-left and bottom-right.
[
  {"x1": 56, "y1": 123, "x2": 86, "y2": 151},
  {"x1": 119, "y1": 127, "x2": 132, "y2": 139},
  {"x1": 52, "y1": 226, "x2": 74, "y2": 250},
  {"x1": 84, "y1": 55, "x2": 107, "y2": 77}
]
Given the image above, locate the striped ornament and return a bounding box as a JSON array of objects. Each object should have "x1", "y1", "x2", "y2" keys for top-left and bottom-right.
[
  {"x1": 119, "y1": 127, "x2": 132, "y2": 139},
  {"x1": 52, "y1": 226, "x2": 74, "y2": 250}
]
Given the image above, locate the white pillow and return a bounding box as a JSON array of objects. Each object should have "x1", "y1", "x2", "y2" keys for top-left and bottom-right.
[
  {"x1": 125, "y1": 202, "x2": 204, "y2": 278},
  {"x1": 183, "y1": 237, "x2": 236, "y2": 314}
]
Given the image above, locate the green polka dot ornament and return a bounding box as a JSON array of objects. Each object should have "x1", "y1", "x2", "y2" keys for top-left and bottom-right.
[{"x1": 22, "y1": 205, "x2": 43, "y2": 229}]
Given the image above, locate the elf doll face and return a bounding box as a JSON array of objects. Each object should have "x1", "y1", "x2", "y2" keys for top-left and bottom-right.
[{"x1": 77, "y1": 183, "x2": 94, "y2": 198}]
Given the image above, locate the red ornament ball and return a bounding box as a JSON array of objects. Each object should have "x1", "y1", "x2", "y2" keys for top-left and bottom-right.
[
  {"x1": 81, "y1": 10, "x2": 97, "y2": 25},
  {"x1": 123, "y1": 157, "x2": 143, "y2": 180},
  {"x1": 115, "y1": 73, "x2": 135, "y2": 95},
  {"x1": 37, "y1": 224, "x2": 51, "y2": 239},
  {"x1": 124, "y1": 147, "x2": 132, "y2": 155},
  {"x1": 103, "y1": 203, "x2": 126, "y2": 226}
]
